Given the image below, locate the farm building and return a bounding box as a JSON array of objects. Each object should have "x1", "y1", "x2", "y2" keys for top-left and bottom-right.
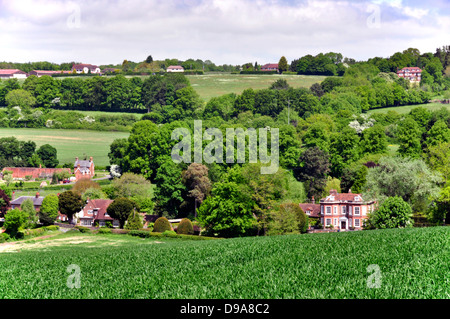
[
  {"x1": 0, "y1": 69, "x2": 28, "y2": 79},
  {"x1": 1, "y1": 166, "x2": 71, "y2": 180},
  {"x1": 300, "y1": 189, "x2": 376, "y2": 230},
  {"x1": 9, "y1": 192, "x2": 44, "y2": 212},
  {"x1": 261, "y1": 63, "x2": 279, "y2": 72},
  {"x1": 167, "y1": 65, "x2": 185, "y2": 73},
  {"x1": 72, "y1": 63, "x2": 101, "y2": 74},
  {"x1": 397, "y1": 66, "x2": 422, "y2": 82},
  {"x1": 74, "y1": 157, "x2": 95, "y2": 181},
  {"x1": 75, "y1": 199, "x2": 119, "y2": 227}
]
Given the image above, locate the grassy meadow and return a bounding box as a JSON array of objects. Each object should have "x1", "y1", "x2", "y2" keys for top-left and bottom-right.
[
  {"x1": 187, "y1": 73, "x2": 328, "y2": 101},
  {"x1": 0, "y1": 128, "x2": 129, "y2": 167},
  {"x1": 367, "y1": 102, "x2": 450, "y2": 115},
  {"x1": 0, "y1": 226, "x2": 447, "y2": 299}
]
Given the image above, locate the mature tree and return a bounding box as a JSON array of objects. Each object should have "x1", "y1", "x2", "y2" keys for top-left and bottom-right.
[
  {"x1": 329, "y1": 127, "x2": 360, "y2": 177},
  {"x1": 108, "y1": 138, "x2": 128, "y2": 167},
  {"x1": 124, "y1": 209, "x2": 143, "y2": 230},
  {"x1": 0, "y1": 188, "x2": 11, "y2": 218},
  {"x1": 359, "y1": 124, "x2": 387, "y2": 155},
  {"x1": 37, "y1": 144, "x2": 59, "y2": 168},
  {"x1": 3, "y1": 209, "x2": 28, "y2": 238},
  {"x1": 58, "y1": 191, "x2": 84, "y2": 225},
  {"x1": 425, "y1": 120, "x2": 450, "y2": 148},
  {"x1": 197, "y1": 182, "x2": 256, "y2": 238},
  {"x1": 182, "y1": 163, "x2": 212, "y2": 217},
  {"x1": 38, "y1": 194, "x2": 59, "y2": 226},
  {"x1": 294, "y1": 146, "x2": 331, "y2": 200},
  {"x1": 364, "y1": 156, "x2": 442, "y2": 210},
  {"x1": 71, "y1": 179, "x2": 101, "y2": 196},
  {"x1": 266, "y1": 202, "x2": 308, "y2": 235},
  {"x1": 81, "y1": 188, "x2": 107, "y2": 202},
  {"x1": 112, "y1": 172, "x2": 151, "y2": 199},
  {"x1": 425, "y1": 141, "x2": 450, "y2": 183},
  {"x1": 20, "y1": 198, "x2": 38, "y2": 229},
  {"x1": 302, "y1": 122, "x2": 331, "y2": 153},
  {"x1": 153, "y1": 158, "x2": 185, "y2": 217},
  {"x1": 106, "y1": 197, "x2": 136, "y2": 229},
  {"x1": 145, "y1": 55, "x2": 153, "y2": 64},
  {"x1": 366, "y1": 196, "x2": 413, "y2": 229},
  {"x1": 430, "y1": 186, "x2": 450, "y2": 225},
  {"x1": 397, "y1": 117, "x2": 422, "y2": 158},
  {"x1": 278, "y1": 56, "x2": 288, "y2": 74},
  {"x1": 5, "y1": 89, "x2": 36, "y2": 110},
  {"x1": 270, "y1": 79, "x2": 290, "y2": 90}
]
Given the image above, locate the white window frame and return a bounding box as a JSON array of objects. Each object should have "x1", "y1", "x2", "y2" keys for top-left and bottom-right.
[
  {"x1": 354, "y1": 207, "x2": 360, "y2": 215},
  {"x1": 349, "y1": 206, "x2": 353, "y2": 216},
  {"x1": 326, "y1": 206, "x2": 332, "y2": 215},
  {"x1": 342, "y1": 206, "x2": 346, "y2": 215},
  {"x1": 326, "y1": 218, "x2": 332, "y2": 226},
  {"x1": 334, "y1": 218, "x2": 338, "y2": 226},
  {"x1": 354, "y1": 219, "x2": 360, "y2": 227}
]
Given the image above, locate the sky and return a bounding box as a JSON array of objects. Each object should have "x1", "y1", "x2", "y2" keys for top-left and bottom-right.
[{"x1": 0, "y1": 0, "x2": 449, "y2": 66}]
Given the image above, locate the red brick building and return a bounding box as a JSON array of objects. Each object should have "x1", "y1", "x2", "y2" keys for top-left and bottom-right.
[
  {"x1": 75, "y1": 199, "x2": 119, "y2": 227},
  {"x1": 300, "y1": 190, "x2": 376, "y2": 230},
  {"x1": 261, "y1": 63, "x2": 279, "y2": 72},
  {"x1": 397, "y1": 67, "x2": 422, "y2": 82},
  {"x1": 2, "y1": 166, "x2": 71, "y2": 180},
  {"x1": 74, "y1": 157, "x2": 95, "y2": 180}
]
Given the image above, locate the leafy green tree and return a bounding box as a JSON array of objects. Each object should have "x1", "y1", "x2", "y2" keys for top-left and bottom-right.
[
  {"x1": 124, "y1": 209, "x2": 143, "y2": 230},
  {"x1": 302, "y1": 122, "x2": 330, "y2": 152},
  {"x1": 329, "y1": 127, "x2": 360, "y2": 176},
  {"x1": 267, "y1": 202, "x2": 308, "y2": 235},
  {"x1": 38, "y1": 194, "x2": 59, "y2": 226},
  {"x1": 20, "y1": 198, "x2": 38, "y2": 229},
  {"x1": 81, "y1": 188, "x2": 107, "y2": 202},
  {"x1": 430, "y1": 186, "x2": 450, "y2": 224},
  {"x1": 425, "y1": 141, "x2": 450, "y2": 183},
  {"x1": 0, "y1": 188, "x2": 11, "y2": 218},
  {"x1": 364, "y1": 156, "x2": 442, "y2": 210},
  {"x1": 112, "y1": 172, "x2": 151, "y2": 199},
  {"x1": 359, "y1": 124, "x2": 387, "y2": 155},
  {"x1": 294, "y1": 146, "x2": 331, "y2": 200},
  {"x1": 397, "y1": 117, "x2": 422, "y2": 158},
  {"x1": 5, "y1": 89, "x2": 36, "y2": 110},
  {"x1": 197, "y1": 182, "x2": 256, "y2": 238},
  {"x1": 366, "y1": 196, "x2": 413, "y2": 229},
  {"x1": 37, "y1": 144, "x2": 59, "y2": 168},
  {"x1": 4, "y1": 209, "x2": 28, "y2": 238},
  {"x1": 426, "y1": 120, "x2": 450, "y2": 148},
  {"x1": 58, "y1": 191, "x2": 84, "y2": 225},
  {"x1": 182, "y1": 163, "x2": 212, "y2": 217},
  {"x1": 106, "y1": 197, "x2": 136, "y2": 229},
  {"x1": 154, "y1": 158, "x2": 185, "y2": 217},
  {"x1": 278, "y1": 56, "x2": 288, "y2": 74}
]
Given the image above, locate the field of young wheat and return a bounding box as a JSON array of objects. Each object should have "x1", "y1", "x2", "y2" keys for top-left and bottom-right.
[{"x1": 0, "y1": 226, "x2": 448, "y2": 299}]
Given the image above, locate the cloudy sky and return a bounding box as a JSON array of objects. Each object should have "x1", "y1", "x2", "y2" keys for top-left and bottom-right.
[{"x1": 0, "y1": 0, "x2": 448, "y2": 66}]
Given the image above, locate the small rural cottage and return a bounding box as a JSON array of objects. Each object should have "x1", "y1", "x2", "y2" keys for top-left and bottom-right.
[
  {"x1": 76, "y1": 199, "x2": 119, "y2": 227},
  {"x1": 300, "y1": 189, "x2": 376, "y2": 230},
  {"x1": 10, "y1": 192, "x2": 44, "y2": 211},
  {"x1": 72, "y1": 64, "x2": 101, "y2": 74}
]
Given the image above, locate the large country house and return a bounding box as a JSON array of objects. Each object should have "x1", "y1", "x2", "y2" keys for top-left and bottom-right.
[
  {"x1": 397, "y1": 66, "x2": 422, "y2": 82},
  {"x1": 300, "y1": 190, "x2": 376, "y2": 230},
  {"x1": 10, "y1": 192, "x2": 44, "y2": 212}
]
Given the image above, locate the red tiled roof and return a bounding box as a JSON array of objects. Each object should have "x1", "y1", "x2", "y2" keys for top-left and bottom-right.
[
  {"x1": 0, "y1": 69, "x2": 26, "y2": 75},
  {"x1": 87, "y1": 199, "x2": 114, "y2": 221},
  {"x1": 261, "y1": 63, "x2": 279, "y2": 69},
  {"x1": 72, "y1": 64, "x2": 99, "y2": 70},
  {"x1": 167, "y1": 65, "x2": 184, "y2": 69},
  {"x1": 299, "y1": 203, "x2": 321, "y2": 218},
  {"x1": 398, "y1": 67, "x2": 422, "y2": 72},
  {"x1": 320, "y1": 190, "x2": 373, "y2": 203}
]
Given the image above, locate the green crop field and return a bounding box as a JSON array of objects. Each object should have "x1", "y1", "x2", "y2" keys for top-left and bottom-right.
[
  {"x1": 187, "y1": 73, "x2": 328, "y2": 101},
  {"x1": 367, "y1": 102, "x2": 450, "y2": 115},
  {"x1": 0, "y1": 226, "x2": 447, "y2": 299},
  {"x1": 0, "y1": 128, "x2": 129, "y2": 167}
]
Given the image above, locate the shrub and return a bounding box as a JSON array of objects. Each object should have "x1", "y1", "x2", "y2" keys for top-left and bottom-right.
[
  {"x1": 44, "y1": 225, "x2": 59, "y2": 231},
  {"x1": 75, "y1": 225, "x2": 91, "y2": 233},
  {"x1": 0, "y1": 232, "x2": 10, "y2": 243},
  {"x1": 266, "y1": 203, "x2": 308, "y2": 236},
  {"x1": 176, "y1": 218, "x2": 194, "y2": 235},
  {"x1": 124, "y1": 211, "x2": 143, "y2": 230},
  {"x1": 128, "y1": 230, "x2": 152, "y2": 238},
  {"x1": 97, "y1": 227, "x2": 112, "y2": 234},
  {"x1": 153, "y1": 217, "x2": 172, "y2": 233}
]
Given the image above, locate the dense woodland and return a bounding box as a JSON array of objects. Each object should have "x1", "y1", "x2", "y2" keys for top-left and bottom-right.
[{"x1": 1, "y1": 46, "x2": 450, "y2": 237}]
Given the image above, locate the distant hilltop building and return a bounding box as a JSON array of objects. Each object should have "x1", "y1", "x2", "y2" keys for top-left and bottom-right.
[
  {"x1": 166, "y1": 65, "x2": 185, "y2": 73},
  {"x1": 0, "y1": 69, "x2": 28, "y2": 79},
  {"x1": 397, "y1": 66, "x2": 422, "y2": 82},
  {"x1": 72, "y1": 63, "x2": 101, "y2": 74}
]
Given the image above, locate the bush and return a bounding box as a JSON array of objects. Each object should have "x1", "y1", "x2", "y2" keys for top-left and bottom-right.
[
  {"x1": 97, "y1": 227, "x2": 112, "y2": 234},
  {"x1": 153, "y1": 217, "x2": 172, "y2": 233},
  {"x1": 44, "y1": 225, "x2": 59, "y2": 231},
  {"x1": 74, "y1": 225, "x2": 91, "y2": 233},
  {"x1": 266, "y1": 203, "x2": 309, "y2": 236},
  {"x1": 124, "y1": 211, "x2": 143, "y2": 230},
  {"x1": 176, "y1": 218, "x2": 194, "y2": 235},
  {"x1": 162, "y1": 230, "x2": 177, "y2": 237},
  {"x1": 128, "y1": 230, "x2": 152, "y2": 238},
  {"x1": 0, "y1": 232, "x2": 10, "y2": 243}
]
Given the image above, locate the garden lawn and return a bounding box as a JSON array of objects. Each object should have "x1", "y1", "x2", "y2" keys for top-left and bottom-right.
[
  {"x1": 0, "y1": 128, "x2": 129, "y2": 167},
  {"x1": 0, "y1": 226, "x2": 448, "y2": 299}
]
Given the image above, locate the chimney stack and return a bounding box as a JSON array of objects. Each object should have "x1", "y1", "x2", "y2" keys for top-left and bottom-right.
[
  {"x1": 12, "y1": 191, "x2": 15, "y2": 201},
  {"x1": 36, "y1": 192, "x2": 39, "y2": 198},
  {"x1": 311, "y1": 196, "x2": 315, "y2": 203}
]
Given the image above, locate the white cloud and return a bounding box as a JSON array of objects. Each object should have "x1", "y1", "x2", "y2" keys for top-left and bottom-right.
[{"x1": 0, "y1": 0, "x2": 448, "y2": 65}]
